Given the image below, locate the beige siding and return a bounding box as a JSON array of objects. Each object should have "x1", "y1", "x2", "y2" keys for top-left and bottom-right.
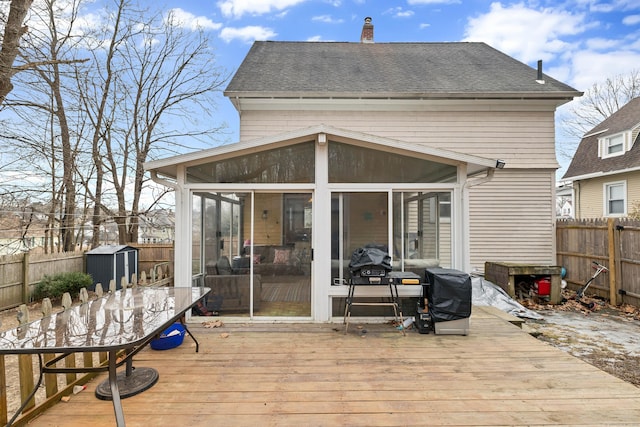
[
  {"x1": 237, "y1": 104, "x2": 559, "y2": 270},
  {"x1": 469, "y1": 169, "x2": 556, "y2": 272},
  {"x1": 575, "y1": 171, "x2": 640, "y2": 219},
  {"x1": 239, "y1": 109, "x2": 558, "y2": 168}
]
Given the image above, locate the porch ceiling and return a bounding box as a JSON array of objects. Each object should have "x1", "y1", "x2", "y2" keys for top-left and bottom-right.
[{"x1": 144, "y1": 124, "x2": 500, "y2": 180}]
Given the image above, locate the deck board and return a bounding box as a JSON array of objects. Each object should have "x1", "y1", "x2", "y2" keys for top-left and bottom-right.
[{"x1": 27, "y1": 307, "x2": 640, "y2": 426}]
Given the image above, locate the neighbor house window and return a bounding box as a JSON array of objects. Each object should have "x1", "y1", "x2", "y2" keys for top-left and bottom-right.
[
  {"x1": 601, "y1": 133, "x2": 624, "y2": 158},
  {"x1": 604, "y1": 181, "x2": 626, "y2": 216}
]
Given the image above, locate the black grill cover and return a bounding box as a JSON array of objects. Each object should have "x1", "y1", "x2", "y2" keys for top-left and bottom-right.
[
  {"x1": 349, "y1": 246, "x2": 392, "y2": 273},
  {"x1": 425, "y1": 268, "x2": 472, "y2": 322}
]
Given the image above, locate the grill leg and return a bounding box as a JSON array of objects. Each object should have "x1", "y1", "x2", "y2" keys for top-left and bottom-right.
[{"x1": 344, "y1": 284, "x2": 355, "y2": 334}]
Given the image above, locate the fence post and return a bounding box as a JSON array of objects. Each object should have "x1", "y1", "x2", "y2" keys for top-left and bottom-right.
[
  {"x1": 0, "y1": 353, "x2": 6, "y2": 425},
  {"x1": 22, "y1": 251, "x2": 30, "y2": 304},
  {"x1": 60, "y1": 293, "x2": 77, "y2": 384},
  {"x1": 17, "y1": 305, "x2": 35, "y2": 412},
  {"x1": 41, "y1": 299, "x2": 59, "y2": 398},
  {"x1": 608, "y1": 218, "x2": 617, "y2": 305}
]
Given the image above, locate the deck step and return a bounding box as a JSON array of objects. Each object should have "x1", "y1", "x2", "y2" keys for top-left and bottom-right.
[{"x1": 478, "y1": 305, "x2": 525, "y2": 328}]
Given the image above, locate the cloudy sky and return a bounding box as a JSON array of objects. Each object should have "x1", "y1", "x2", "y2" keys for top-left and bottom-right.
[
  {"x1": 162, "y1": 0, "x2": 639, "y2": 172},
  {"x1": 8, "y1": 0, "x2": 640, "y2": 176}
]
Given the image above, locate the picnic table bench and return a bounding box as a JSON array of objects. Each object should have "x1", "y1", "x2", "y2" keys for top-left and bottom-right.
[{"x1": 0, "y1": 285, "x2": 210, "y2": 427}]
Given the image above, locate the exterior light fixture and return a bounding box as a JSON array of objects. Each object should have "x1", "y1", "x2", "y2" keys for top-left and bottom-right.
[{"x1": 495, "y1": 160, "x2": 506, "y2": 169}]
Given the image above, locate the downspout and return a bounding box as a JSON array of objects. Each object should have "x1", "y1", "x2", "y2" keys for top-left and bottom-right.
[
  {"x1": 150, "y1": 170, "x2": 178, "y2": 191},
  {"x1": 463, "y1": 167, "x2": 496, "y2": 190},
  {"x1": 149, "y1": 170, "x2": 186, "y2": 291},
  {"x1": 461, "y1": 165, "x2": 502, "y2": 273}
]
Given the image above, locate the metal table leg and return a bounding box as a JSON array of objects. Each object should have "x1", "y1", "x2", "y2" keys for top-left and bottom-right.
[
  {"x1": 180, "y1": 318, "x2": 200, "y2": 352},
  {"x1": 108, "y1": 349, "x2": 126, "y2": 427}
]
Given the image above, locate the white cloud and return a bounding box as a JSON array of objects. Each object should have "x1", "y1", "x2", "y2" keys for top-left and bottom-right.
[
  {"x1": 396, "y1": 10, "x2": 415, "y2": 18},
  {"x1": 623, "y1": 14, "x2": 640, "y2": 25},
  {"x1": 165, "y1": 8, "x2": 222, "y2": 31},
  {"x1": 312, "y1": 15, "x2": 344, "y2": 24},
  {"x1": 463, "y1": 3, "x2": 586, "y2": 63},
  {"x1": 383, "y1": 7, "x2": 415, "y2": 18},
  {"x1": 217, "y1": 0, "x2": 308, "y2": 18},
  {"x1": 585, "y1": 37, "x2": 621, "y2": 50},
  {"x1": 419, "y1": 23, "x2": 431, "y2": 29},
  {"x1": 569, "y1": 49, "x2": 640, "y2": 91},
  {"x1": 219, "y1": 26, "x2": 277, "y2": 43}
]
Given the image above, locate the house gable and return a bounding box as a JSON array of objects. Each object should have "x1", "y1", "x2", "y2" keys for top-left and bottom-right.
[
  {"x1": 144, "y1": 124, "x2": 498, "y2": 180},
  {"x1": 564, "y1": 97, "x2": 640, "y2": 181}
]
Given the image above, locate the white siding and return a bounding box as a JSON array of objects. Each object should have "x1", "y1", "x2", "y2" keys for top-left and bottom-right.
[
  {"x1": 469, "y1": 169, "x2": 556, "y2": 272},
  {"x1": 238, "y1": 108, "x2": 558, "y2": 169}
]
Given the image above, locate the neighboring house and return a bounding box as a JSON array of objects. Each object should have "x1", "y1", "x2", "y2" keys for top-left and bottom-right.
[
  {"x1": 562, "y1": 97, "x2": 640, "y2": 219},
  {"x1": 138, "y1": 209, "x2": 175, "y2": 244},
  {"x1": 144, "y1": 19, "x2": 581, "y2": 322},
  {"x1": 556, "y1": 184, "x2": 574, "y2": 218},
  {"x1": 0, "y1": 209, "x2": 49, "y2": 255}
]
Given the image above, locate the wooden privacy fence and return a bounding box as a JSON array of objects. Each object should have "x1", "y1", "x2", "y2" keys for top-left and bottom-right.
[
  {"x1": 556, "y1": 218, "x2": 640, "y2": 306},
  {"x1": 0, "y1": 277, "x2": 168, "y2": 427},
  {"x1": 0, "y1": 244, "x2": 174, "y2": 311},
  {"x1": 0, "y1": 252, "x2": 84, "y2": 311}
]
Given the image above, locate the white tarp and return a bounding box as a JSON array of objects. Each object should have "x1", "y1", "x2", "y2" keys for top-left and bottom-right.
[{"x1": 471, "y1": 276, "x2": 543, "y2": 320}]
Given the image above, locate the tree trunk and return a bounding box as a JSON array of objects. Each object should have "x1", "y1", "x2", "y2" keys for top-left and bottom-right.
[{"x1": 0, "y1": 0, "x2": 34, "y2": 106}]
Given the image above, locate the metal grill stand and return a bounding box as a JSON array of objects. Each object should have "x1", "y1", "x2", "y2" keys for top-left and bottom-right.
[{"x1": 343, "y1": 276, "x2": 404, "y2": 335}]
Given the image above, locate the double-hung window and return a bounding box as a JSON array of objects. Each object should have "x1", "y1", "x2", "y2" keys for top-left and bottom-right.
[
  {"x1": 604, "y1": 181, "x2": 626, "y2": 216},
  {"x1": 601, "y1": 133, "x2": 624, "y2": 158}
]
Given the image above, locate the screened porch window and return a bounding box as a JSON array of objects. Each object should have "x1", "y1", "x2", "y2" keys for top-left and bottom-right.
[
  {"x1": 186, "y1": 141, "x2": 315, "y2": 183},
  {"x1": 328, "y1": 141, "x2": 457, "y2": 183}
]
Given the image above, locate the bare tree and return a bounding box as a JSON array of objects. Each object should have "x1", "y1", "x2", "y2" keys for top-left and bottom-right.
[
  {"x1": 82, "y1": 6, "x2": 227, "y2": 245},
  {"x1": 0, "y1": 0, "x2": 34, "y2": 107},
  {"x1": 563, "y1": 70, "x2": 640, "y2": 137},
  {"x1": 6, "y1": 0, "x2": 90, "y2": 252},
  {"x1": 2, "y1": 1, "x2": 227, "y2": 248},
  {"x1": 558, "y1": 70, "x2": 640, "y2": 163}
]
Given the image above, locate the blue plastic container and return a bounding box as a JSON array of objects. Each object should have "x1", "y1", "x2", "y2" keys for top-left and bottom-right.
[{"x1": 150, "y1": 323, "x2": 186, "y2": 350}]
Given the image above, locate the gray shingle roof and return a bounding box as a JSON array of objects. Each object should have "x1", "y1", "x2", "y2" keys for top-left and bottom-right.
[
  {"x1": 563, "y1": 97, "x2": 640, "y2": 180},
  {"x1": 225, "y1": 41, "x2": 580, "y2": 98}
]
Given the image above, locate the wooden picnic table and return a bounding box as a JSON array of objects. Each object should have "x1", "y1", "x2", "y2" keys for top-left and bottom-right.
[{"x1": 0, "y1": 285, "x2": 210, "y2": 427}]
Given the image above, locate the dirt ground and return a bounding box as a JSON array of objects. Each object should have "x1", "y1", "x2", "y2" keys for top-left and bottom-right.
[{"x1": 520, "y1": 292, "x2": 640, "y2": 388}]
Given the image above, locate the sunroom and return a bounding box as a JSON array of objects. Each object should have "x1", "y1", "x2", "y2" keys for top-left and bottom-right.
[{"x1": 144, "y1": 124, "x2": 500, "y2": 322}]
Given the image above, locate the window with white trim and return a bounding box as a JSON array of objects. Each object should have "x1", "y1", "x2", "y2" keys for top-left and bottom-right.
[
  {"x1": 604, "y1": 181, "x2": 626, "y2": 216},
  {"x1": 600, "y1": 133, "x2": 625, "y2": 158}
]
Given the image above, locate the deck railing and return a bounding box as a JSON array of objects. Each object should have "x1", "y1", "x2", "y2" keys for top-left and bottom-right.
[{"x1": 0, "y1": 268, "x2": 173, "y2": 427}]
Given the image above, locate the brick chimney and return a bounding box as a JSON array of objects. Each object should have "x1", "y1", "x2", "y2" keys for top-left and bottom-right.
[{"x1": 360, "y1": 17, "x2": 373, "y2": 43}]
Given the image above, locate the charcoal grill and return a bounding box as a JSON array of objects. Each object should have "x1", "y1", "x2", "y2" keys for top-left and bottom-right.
[{"x1": 347, "y1": 245, "x2": 391, "y2": 284}]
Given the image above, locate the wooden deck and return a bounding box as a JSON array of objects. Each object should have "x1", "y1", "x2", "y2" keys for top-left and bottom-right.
[{"x1": 27, "y1": 307, "x2": 640, "y2": 426}]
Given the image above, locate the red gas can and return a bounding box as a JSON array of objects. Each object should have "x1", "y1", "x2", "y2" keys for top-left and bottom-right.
[{"x1": 535, "y1": 277, "x2": 551, "y2": 296}]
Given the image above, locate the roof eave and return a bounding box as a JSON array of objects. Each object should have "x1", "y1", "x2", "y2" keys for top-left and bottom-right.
[
  {"x1": 224, "y1": 90, "x2": 582, "y2": 100},
  {"x1": 563, "y1": 164, "x2": 640, "y2": 182}
]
